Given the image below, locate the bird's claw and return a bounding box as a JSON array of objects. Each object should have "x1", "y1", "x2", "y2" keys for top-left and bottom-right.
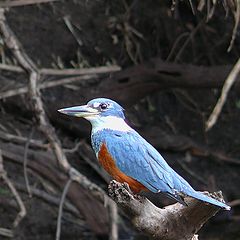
[{"x1": 108, "y1": 180, "x2": 135, "y2": 203}]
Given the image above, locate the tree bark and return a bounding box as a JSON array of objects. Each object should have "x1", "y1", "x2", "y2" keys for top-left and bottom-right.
[
  {"x1": 98, "y1": 58, "x2": 235, "y2": 105},
  {"x1": 109, "y1": 180, "x2": 222, "y2": 240},
  {"x1": 0, "y1": 142, "x2": 109, "y2": 236}
]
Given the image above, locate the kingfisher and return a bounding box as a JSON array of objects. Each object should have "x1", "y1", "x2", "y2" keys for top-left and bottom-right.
[{"x1": 58, "y1": 98, "x2": 230, "y2": 210}]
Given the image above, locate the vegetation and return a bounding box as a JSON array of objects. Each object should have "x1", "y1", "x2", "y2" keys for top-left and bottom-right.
[{"x1": 0, "y1": 1, "x2": 239, "y2": 239}]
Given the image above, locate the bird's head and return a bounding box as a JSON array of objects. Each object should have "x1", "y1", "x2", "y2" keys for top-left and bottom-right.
[{"x1": 58, "y1": 98, "x2": 126, "y2": 130}]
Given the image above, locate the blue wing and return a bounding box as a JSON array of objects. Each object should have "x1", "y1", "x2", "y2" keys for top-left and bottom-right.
[
  {"x1": 93, "y1": 128, "x2": 194, "y2": 195},
  {"x1": 92, "y1": 128, "x2": 230, "y2": 210}
]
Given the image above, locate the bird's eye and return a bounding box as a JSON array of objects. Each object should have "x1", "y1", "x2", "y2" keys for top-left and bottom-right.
[{"x1": 99, "y1": 103, "x2": 108, "y2": 110}]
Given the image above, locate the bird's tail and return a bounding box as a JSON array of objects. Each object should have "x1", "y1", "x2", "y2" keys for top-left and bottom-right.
[{"x1": 187, "y1": 190, "x2": 230, "y2": 210}]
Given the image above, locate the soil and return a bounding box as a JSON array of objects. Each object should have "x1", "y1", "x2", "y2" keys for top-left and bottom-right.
[{"x1": 0, "y1": 1, "x2": 240, "y2": 240}]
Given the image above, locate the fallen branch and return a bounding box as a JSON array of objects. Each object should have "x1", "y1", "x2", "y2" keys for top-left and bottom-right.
[
  {"x1": 227, "y1": 1, "x2": 240, "y2": 52},
  {"x1": 23, "y1": 127, "x2": 35, "y2": 197},
  {"x1": 0, "y1": 10, "x2": 117, "y2": 237},
  {"x1": 0, "y1": 74, "x2": 99, "y2": 100},
  {"x1": 206, "y1": 57, "x2": 240, "y2": 131},
  {"x1": 97, "y1": 59, "x2": 235, "y2": 105},
  {"x1": 0, "y1": 63, "x2": 120, "y2": 75},
  {"x1": 107, "y1": 200, "x2": 118, "y2": 240},
  {"x1": 0, "y1": 227, "x2": 13, "y2": 238},
  {"x1": 141, "y1": 126, "x2": 240, "y2": 165},
  {"x1": 0, "y1": 149, "x2": 26, "y2": 227},
  {"x1": 15, "y1": 182, "x2": 81, "y2": 217},
  {"x1": 80, "y1": 141, "x2": 111, "y2": 183},
  {"x1": 0, "y1": 142, "x2": 109, "y2": 235},
  {"x1": 0, "y1": 59, "x2": 236, "y2": 104},
  {"x1": 0, "y1": 130, "x2": 47, "y2": 149},
  {"x1": 109, "y1": 180, "x2": 221, "y2": 240},
  {"x1": 56, "y1": 178, "x2": 73, "y2": 240},
  {"x1": 228, "y1": 199, "x2": 240, "y2": 207},
  {"x1": 0, "y1": 8, "x2": 109, "y2": 204},
  {"x1": 0, "y1": 0, "x2": 60, "y2": 8}
]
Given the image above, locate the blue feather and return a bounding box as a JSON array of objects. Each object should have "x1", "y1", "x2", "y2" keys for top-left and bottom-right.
[
  {"x1": 60, "y1": 97, "x2": 230, "y2": 210},
  {"x1": 92, "y1": 128, "x2": 230, "y2": 210}
]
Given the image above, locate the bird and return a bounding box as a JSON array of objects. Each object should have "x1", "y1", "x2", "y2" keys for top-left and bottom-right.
[{"x1": 58, "y1": 98, "x2": 230, "y2": 210}]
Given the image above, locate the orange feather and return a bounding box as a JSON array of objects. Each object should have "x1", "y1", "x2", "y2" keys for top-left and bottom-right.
[{"x1": 98, "y1": 143, "x2": 147, "y2": 193}]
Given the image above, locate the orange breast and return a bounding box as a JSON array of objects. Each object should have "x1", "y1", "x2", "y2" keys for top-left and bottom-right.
[{"x1": 98, "y1": 143, "x2": 147, "y2": 193}]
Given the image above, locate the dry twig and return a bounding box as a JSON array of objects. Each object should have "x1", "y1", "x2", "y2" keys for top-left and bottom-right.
[
  {"x1": 167, "y1": 32, "x2": 190, "y2": 61},
  {"x1": 63, "y1": 15, "x2": 83, "y2": 47},
  {"x1": 0, "y1": 63, "x2": 120, "y2": 75},
  {"x1": 0, "y1": 130, "x2": 47, "y2": 148},
  {"x1": 0, "y1": 142, "x2": 109, "y2": 234},
  {"x1": 23, "y1": 127, "x2": 34, "y2": 197},
  {"x1": 15, "y1": 182, "x2": 81, "y2": 217},
  {"x1": 0, "y1": 74, "x2": 98, "y2": 100},
  {"x1": 0, "y1": 2, "x2": 78, "y2": 182},
  {"x1": 0, "y1": 227, "x2": 14, "y2": 238},
  {"x1": 0, "y1": 150, "x2": 27, "y2": 227},
  {"x1": 0, "y1": 8, "x2": 70, "y2": 171},
  {"x1": 80, "y1": 141, "x2": 110, "y2": 183},
  {"x1": 174, "y1": 19, "x2": 204, "y2": 62},
  {"x1": 108, "y1": 200, "x2": 118, "y2": 240},
  {"x1": 56, "y1": 178, "x2": 73, "y2": 240},
  {"x1": 228, "y1": 199, "x2": 240, "y2": 207},
  {"x1": 177, "y1": 158, "x2": 206, "y2": 185},
  {"x1": 63, "y1": 141, "x2": 83, "y2": 154},
  {"x1": 206, "y1": 57, "x2": 240, "y2": 131},
  {"x1": 0, "y1": 0, "x2": 60, "y2": 8},
  {"x1": 228, "y1": 0, "x2": 240, "y2": 52},
  {"x1": 0, "y1": 9, "x2": 118, "y2": 239}
]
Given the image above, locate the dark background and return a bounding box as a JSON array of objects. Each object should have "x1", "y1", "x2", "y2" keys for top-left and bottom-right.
[{"x1": 0, "y1": 1, "x2": 239, "y2": 239}]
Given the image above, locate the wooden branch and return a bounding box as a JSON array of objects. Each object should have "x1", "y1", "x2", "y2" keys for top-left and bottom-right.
[
  {"x1": 140, "y1": 126, "x2": 240, "y2": 165},
  {"x1": 15, "y1": 182, "x2": 81, "y2": 217},
  {"x1": 0, "y1": 10, "x2": 115, "y2": 226},
  {"x1": 80, "y1": 141, "x2": 111, "y2": 183},
  {"x1": 40, "y1": 65, "x2": 121, "y2": 76},
  {"x1": 0, "y1": 63, "x2": 121, "y2": 76},
  {"x1": 0, "y1": 228, "x2": 13, "y2": 238},
  {"x1": 107, "y1": 200, "x2": 118, "y2": 240},
  {"x1": 0, "y1": 59, "x2": 236, "y2": 106},
  {"x1": 56, "y1": 178, "x2": 73, "y2": 240},
  {"x1": 0, "y1": 142, "x2": 109, "y2": 235},
  {"x1": 0, "y1": 130, "x2": 47, "y2": 149},
  {"x1": 0, "y1": 9, "x2": 115, "y2": 230},
  {"x1": 206, "y1": 57, "x2": 240, "y2": 131},
  {"x1": 0, "y1": 8, "x2": 72, "y2": 171},
  {"x1": 97, "y1": 58, "x2": 235, "y2": 105},
  {"x1": 0, "y1": 149, "x2": 26, "y2": 227},
  {"x1": 0, "y1": 0, "x2": 60, "y2": 8},
  {"x1": 108, "y1": 180, "x2": 221, "y2": 240},
  {"x1": 0, "y1": 63, "x2": 23, "y2": 72},
  {"x1": 0, "y1": 74, "x2": 98, "y2": 100},
  {"x1": 23, "y1": 127, "x2": 34, "y2": 197}
]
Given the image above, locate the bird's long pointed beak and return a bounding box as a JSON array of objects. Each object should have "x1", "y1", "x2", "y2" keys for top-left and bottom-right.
[{"x1": 58, "y1": 105, "x2": 99, "y2": 118}]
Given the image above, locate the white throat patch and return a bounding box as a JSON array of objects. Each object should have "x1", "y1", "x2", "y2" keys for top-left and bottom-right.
[{"x1": 88, "y1": 116, "x2": 132, "y2": 133}]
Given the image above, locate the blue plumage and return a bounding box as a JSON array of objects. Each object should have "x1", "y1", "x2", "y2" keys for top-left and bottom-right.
[
  {"x1": 92, "y1": 128, "x2": 229, "y2": 210},
  {"x1": 88, "y1": 98, "x2": 125, "y2": 119},
  {"x1": 59, "y1": 97, "x2": 230, "y2": 210},
  {"x1": 92, "y1": 129, "x2": 175, "y2": 193}
]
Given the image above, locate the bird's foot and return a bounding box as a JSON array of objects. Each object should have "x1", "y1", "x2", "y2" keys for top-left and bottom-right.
[
  {"x1": 122, "y1": 182, "x2": 145, "y2": 200},
  {"x1": 208, "y1": 191, "x2": 225, "y2": 202},
  {"x1": 122, "y1": 182, "x2": 133, "y2": 193},
  {"x1": 108, "y1": 180, "x2": 134, "y2": 203}
]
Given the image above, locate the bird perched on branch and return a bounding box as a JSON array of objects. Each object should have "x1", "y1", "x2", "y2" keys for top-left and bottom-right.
[{"x1": 58, "y1": 98, "x2": 230, "y2": 210}]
